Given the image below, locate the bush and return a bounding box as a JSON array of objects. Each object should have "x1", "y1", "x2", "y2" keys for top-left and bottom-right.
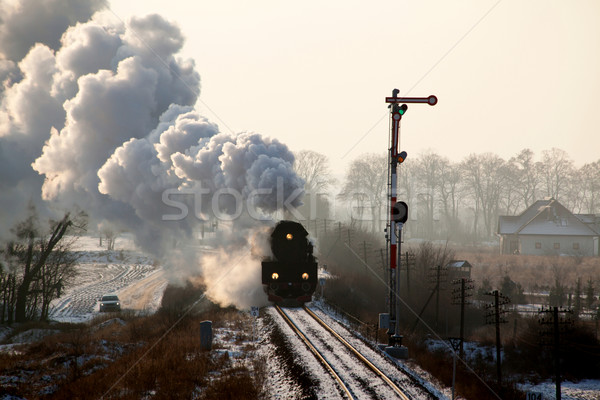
[
  {"x1": 0, "y1": 283, "x2": 264, "y2": 399},
  {"x1": 505, "y1": 317, "x2": 600, "y2": 381}
]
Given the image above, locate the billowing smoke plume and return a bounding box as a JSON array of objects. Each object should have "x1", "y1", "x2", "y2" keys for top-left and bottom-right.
[
  {"x1": 94, "y1": 105, "x2": 304, "y2": 308},
  {"x1": 0, "y1": 1, "x2": 305, "y2": 309},
  {"x1": 0, "y1": 0, "x2": 108, "y2": 62},
  {"x1": 0, "y1": 0, "x2": 110, "y2": 239}
]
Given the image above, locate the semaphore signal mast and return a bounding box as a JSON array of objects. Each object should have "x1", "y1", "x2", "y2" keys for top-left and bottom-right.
[{"x1": 384, "y1": 89, "x2": 437, "y2": 358}]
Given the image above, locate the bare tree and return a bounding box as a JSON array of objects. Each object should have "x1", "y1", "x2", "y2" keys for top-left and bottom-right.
[
  {"x1": 0, "y1": 265, "x2": 18, "y2": 324},
  {"x1": 578, "y1": 160, "x2": 600, "y2": 214},
  {"x1": 98, "y1": 222, "x2": 117, "y2": 251},
  {"x1": 508, "y1": 148, "x2": 543, "y2": 212},
  {"x1": 461, "y1": 153, "x2": 507, "y2": 238},
  {"x1": 3, "y1": 211, "x2": 86, "y2": 322},
  {"x1": 294, "y1": 150, "x2": 335, "y2": 220},
  {"x1": 336, "y1": 147, "x2": 582, "y2": 244},
  {"x1": 414, "y1": 151, "x2": 442, "y2": 238},
  {"x1": 437, "y1": 157, "x2": 463, "y2": 236},
  {"x1": 338, "y1": 153, "x2": 387, "y2": 233},
  {"x1": 541, "y1": 148, "x2": 574, "y2": 202},
  {"x1": 397, "y1": 160, "x2": 416, "y2": 237},
  {"x1": 397, "y1": 158, "x2": 415, "y2": 201},
  {"x1": 38, "y1": 238, "x2": 80, "y2": 320},
  {"x1": 294, "y1": 150, "x2": 335, "y2": 193},
  {"x1": 501, "y1": 164, "x2": 522, "y2": 216},
  {"x1": 565, "y1": 168, "x2": 587, "y2": 214}
]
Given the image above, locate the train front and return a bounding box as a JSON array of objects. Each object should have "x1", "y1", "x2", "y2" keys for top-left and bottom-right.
[{"x1": 261, "y1": 221, "x2": 318, "y2": 304}]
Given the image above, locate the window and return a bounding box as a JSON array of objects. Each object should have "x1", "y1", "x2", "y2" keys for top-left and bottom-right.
[
  {"x1": 554, "y1": 243, "x2": 560, "y2": 250},
  {"x1": 573, "y1": 243, "x2": 580, "y2": 250},
  {"x1": 535, "y1": 242, "x2": 541, "y2": 249}
]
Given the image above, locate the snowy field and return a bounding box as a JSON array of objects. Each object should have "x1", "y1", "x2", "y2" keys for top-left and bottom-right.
[{"x1": 50, "y1": 234, "x2": 168, "y2": 323}]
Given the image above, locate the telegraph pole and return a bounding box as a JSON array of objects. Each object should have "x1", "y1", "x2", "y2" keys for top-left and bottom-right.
[
  {"x1": 430, "y1": 264, "x2": 447, "y2": 330},
  {"x1": 539, "y1": 306, "x2": 574, "y2": 400},
  {"x1": 484, "y1": 290, "x2": 510, "y2": 386},
  {"x1": 384, "y1": 89, "x2": 437, "y2": 358},
  {"x1": 452, "y1": 278, "x2": 474, "y2": 358}
]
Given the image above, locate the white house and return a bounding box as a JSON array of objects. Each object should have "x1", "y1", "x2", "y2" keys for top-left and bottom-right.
[{"x1": 497, "y1": 198, "x2": 600, "y2": 256}]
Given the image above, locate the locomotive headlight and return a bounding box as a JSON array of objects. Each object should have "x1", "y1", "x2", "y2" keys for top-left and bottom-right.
[
  {"x1": 301, "y1": 272, "x2": 309, "y2": 280},
  {"x1": 286, "y1": 233, "x2": 293, "y2": 240},
  {"x1": 271, "y1": 272, "x2": 279, "y2": 280}
]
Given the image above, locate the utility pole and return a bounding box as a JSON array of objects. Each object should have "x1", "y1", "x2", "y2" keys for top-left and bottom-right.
[
  {"x1": 452, "y1": 278, "x2": 474, "y2": 358},
  {"x1": 539, "y1": 306, "x2": 574, "y2": 400},
  {"x1": 484, "y1": 290, "x2": 510, "y2": 386},
  {"x1": 429, "y1": 265, "x2": 447, "y2": 330},
  {"x1": 384, "y1": 89, "x2": 437, "y2": 358},
  {"x1": 446, "y1": 338, "x2": 462, "y2": 400},
  {"x1": 435, "y1": 266, "x2": 442, "y2": 329},
  {"x1": 404, "y1": 251, "x2": 411, "y2": 298}
]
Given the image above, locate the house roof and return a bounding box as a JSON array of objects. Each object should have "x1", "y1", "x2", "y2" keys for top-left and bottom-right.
[
  {"x1": 446, "y1": 260, "x2": 472, "y2": 269},
  {"x1": 498, "y1": 198, "x2": 599, "y2": 237}
]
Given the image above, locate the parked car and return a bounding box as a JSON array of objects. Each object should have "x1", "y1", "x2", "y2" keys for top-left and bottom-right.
[{"x1": 99, "y1": 294, "x2": 121, "y2": 312}]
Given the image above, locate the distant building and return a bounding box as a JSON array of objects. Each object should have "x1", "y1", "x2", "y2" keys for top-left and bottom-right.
[
  {"x1": 497, "y1": 198, "x2": 600, "y2": 256},
  {"x1": 445, "y1": 260, "x2": 472, "y2": 280}
]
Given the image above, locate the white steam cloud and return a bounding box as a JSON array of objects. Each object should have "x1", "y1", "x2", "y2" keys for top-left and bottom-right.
[{"x1": 0, "y1": 0, "x2": 305, "y2": 309}]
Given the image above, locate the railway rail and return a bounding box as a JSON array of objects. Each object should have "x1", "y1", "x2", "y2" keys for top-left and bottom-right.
[{"x1": 274, "y1": 305, "x2": 413, "y2": 400}]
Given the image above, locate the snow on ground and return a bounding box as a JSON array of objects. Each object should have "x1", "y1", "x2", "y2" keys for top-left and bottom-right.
[
  {"x1": 309, "y1": 301, "x2": 600, "y2": 400},
  {"x1": 0, "y1": 233, "x2": 167, "y2": 335},
  {"x1": 423, "y1": 337, "x2": 600, "y2": 400},
  {"x1": 519, "y1": 381, "x2": 600, "y2": 400},
  {"x1": 304, "y1": 305, "x2": 441, "y2": 399},
  {"x1": 289, "y1": 306, "x2": 407, "y2": 399},
  {"x1": 3, "y1": 234, "x2": 599, "y2": 400},
  {"x1": 48, "y1": 234, "x2": 167, "y2": 324},
  {"x1": 264, "y1": 306, "x2": 344, "y2": 399},
  {"x1": 311, "y1": 301, "x2": 451, "y2": 400}
]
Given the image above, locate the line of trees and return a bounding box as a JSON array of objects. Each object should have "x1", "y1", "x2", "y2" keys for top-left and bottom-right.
[
  {"x1": 295, "y1": 147, "x2": 600, "y2": 242},
  {"x1": 0, "y1": 210, "x2": 85, "y2": 323}
]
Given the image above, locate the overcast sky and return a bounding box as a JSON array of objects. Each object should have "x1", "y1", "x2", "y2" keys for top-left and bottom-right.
[{"x1": 107, "y1": 1, "x2": 600, "y2": 176}]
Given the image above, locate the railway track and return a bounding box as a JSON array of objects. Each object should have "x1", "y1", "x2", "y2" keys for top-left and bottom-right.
[{"x1": 275, "y1": 305, "x2": 414, "y2": 400}]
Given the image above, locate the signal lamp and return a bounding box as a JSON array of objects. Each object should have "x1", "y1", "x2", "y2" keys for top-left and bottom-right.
[
  {"x1": 398, "y1": 151, "x2": 407, "y2": 163},
  {"x1": 392, "y1": 201, "x2": 409, "y2": 223},
  {"x1": 392, "y1": 104, "x2": 408, "y2": 120},
  {"x1": 301, "y1": 273, "x2": 309, "y2": 280},
  {"x1": 271, "y1": 272, "x2": 279, "y2": 280},
  {"x1": 286, "y1": 233, "x2": 293, "y2": 240}
]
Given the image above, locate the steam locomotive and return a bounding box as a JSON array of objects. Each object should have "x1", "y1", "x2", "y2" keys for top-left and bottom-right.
[{"x1": 261, "y1": 220, "x2": 318, "y2": 304}]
